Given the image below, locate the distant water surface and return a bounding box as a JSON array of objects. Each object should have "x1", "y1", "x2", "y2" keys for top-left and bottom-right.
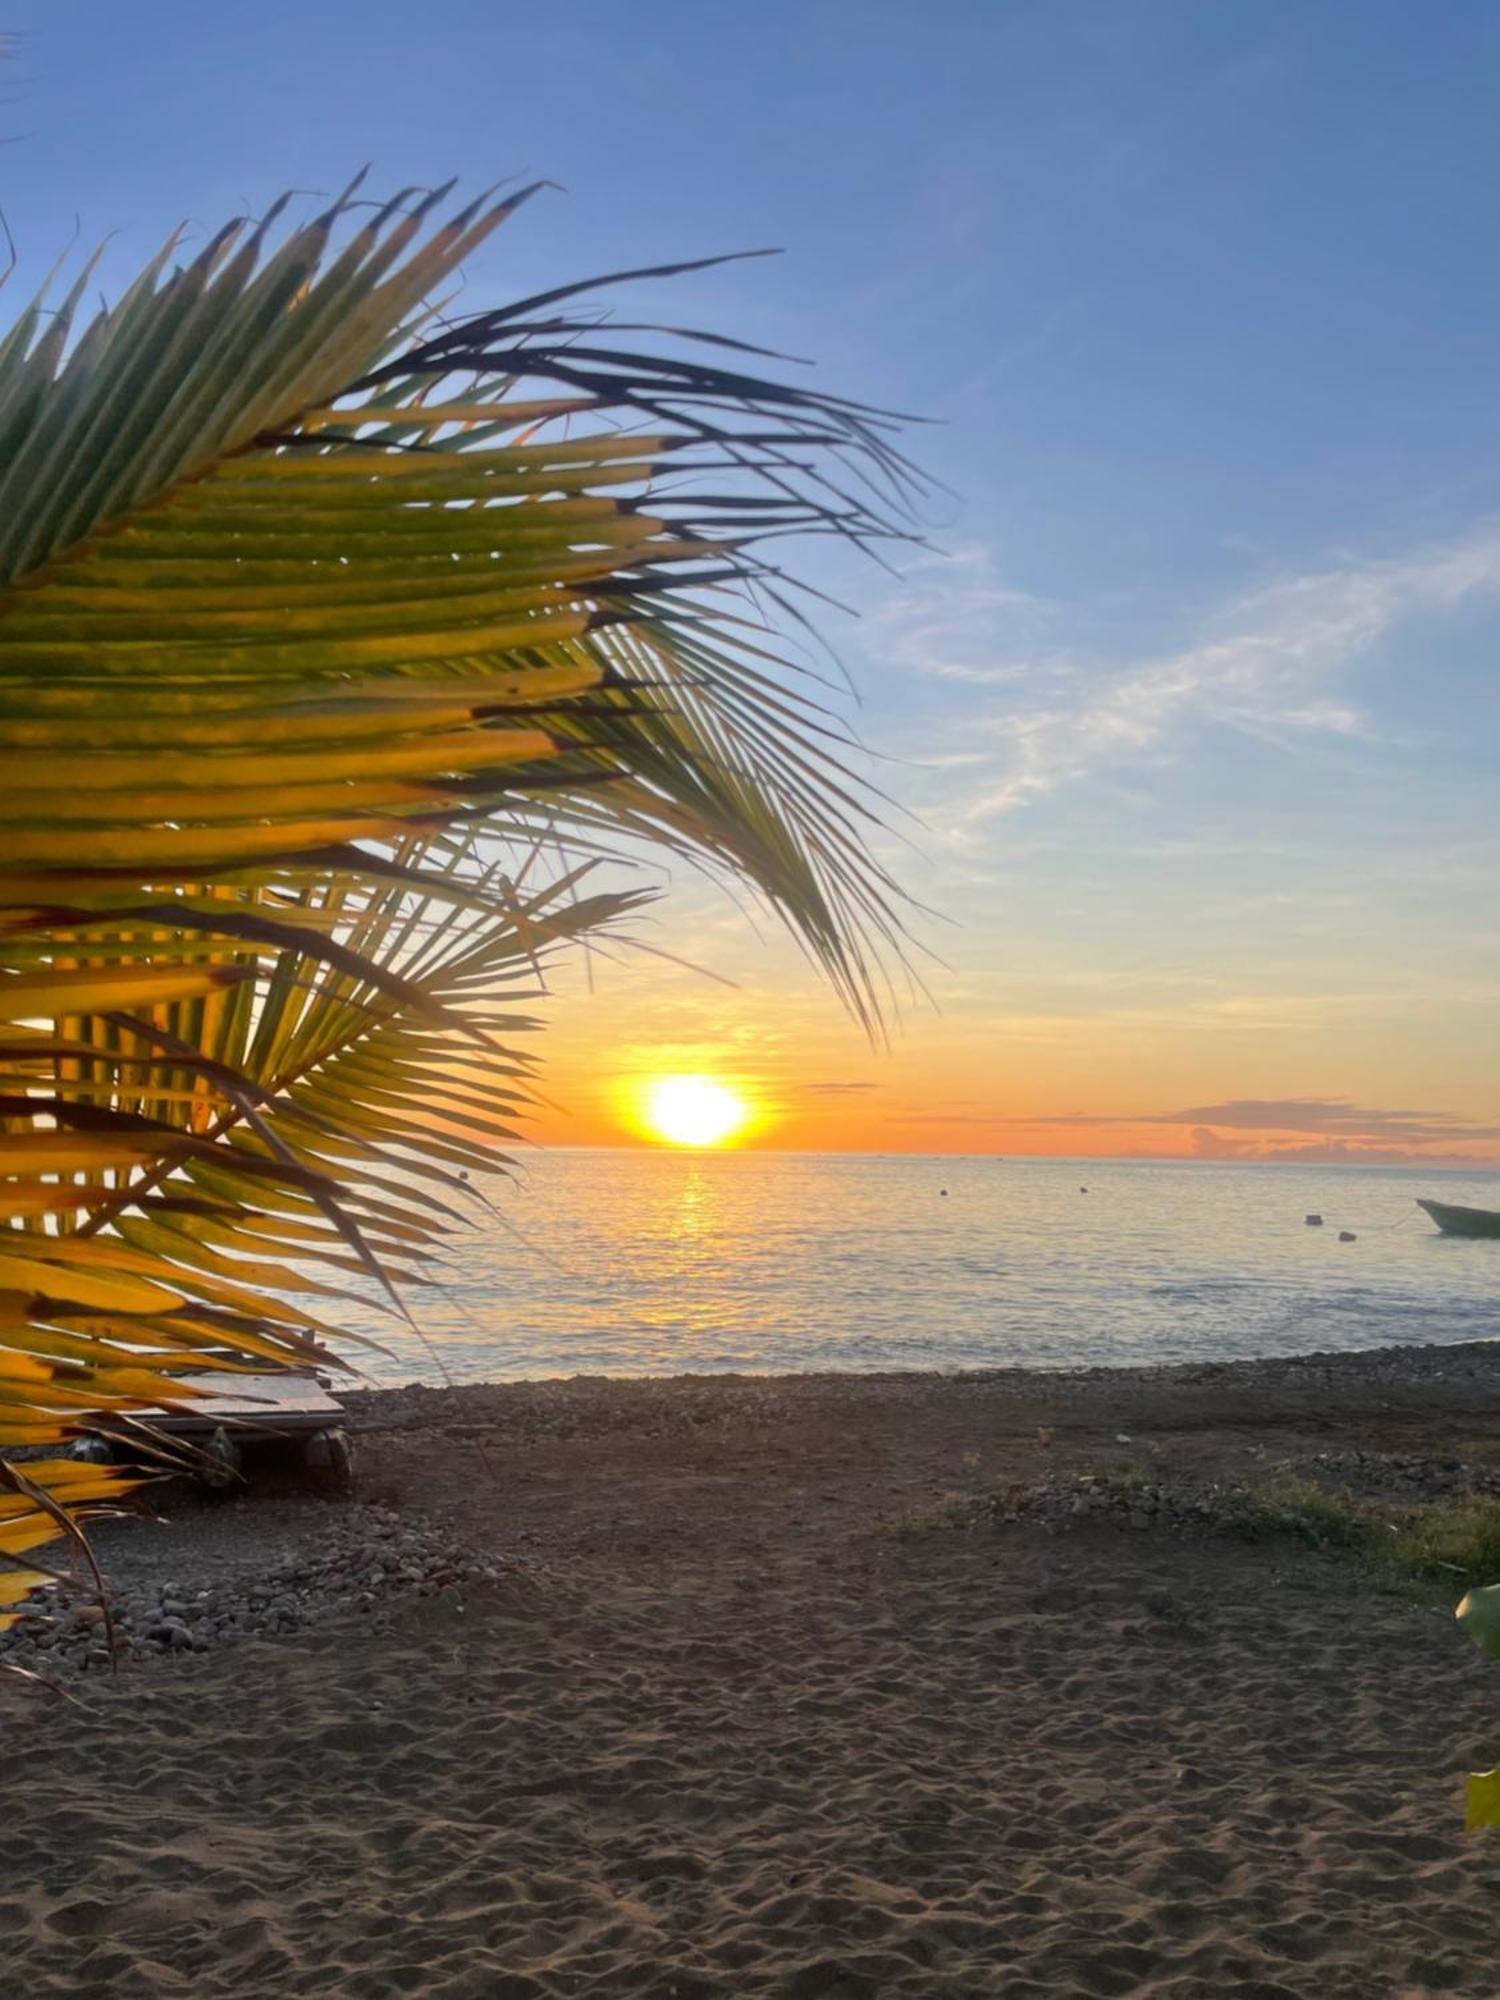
[{"x1": 361, "y1": 1151, "x2": 1500, "y2": 1385}]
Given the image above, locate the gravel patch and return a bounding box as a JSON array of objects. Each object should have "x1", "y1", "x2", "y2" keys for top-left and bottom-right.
[
  {"x1": 0, "y1": 1503, "x2": 498, "y2": 1680},
  {"x1": 970, "y1": 1448, "x2": 1500, "y2": 1543}
]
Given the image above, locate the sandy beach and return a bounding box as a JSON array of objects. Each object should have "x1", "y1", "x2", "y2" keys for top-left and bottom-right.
[{"x1": 5, "y1": 1344, "x2": 1500, "y2": 1998}]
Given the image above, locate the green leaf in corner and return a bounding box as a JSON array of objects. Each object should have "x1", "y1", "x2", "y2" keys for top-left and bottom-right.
[
  {"x1": 1456, "y1": 1580, "x2": 1500, "y2": 1658},
  {"x1": 1466, "y1": 1765, "x2": 1500, "y2": 1831}
]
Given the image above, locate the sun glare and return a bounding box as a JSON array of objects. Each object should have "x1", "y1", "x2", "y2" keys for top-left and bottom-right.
[{"x1": 641, "y1": 1075, "x2": 750, "y2": 1148}]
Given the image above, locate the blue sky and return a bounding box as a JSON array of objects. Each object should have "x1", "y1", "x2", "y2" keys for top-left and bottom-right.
[{"x1": 10, "y1": 1, "x2": 1500, "y2": 1157}]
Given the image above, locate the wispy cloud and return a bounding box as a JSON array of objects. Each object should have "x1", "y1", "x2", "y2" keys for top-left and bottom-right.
[
  {"x1": 1166, "y1": 1099, "x2": 1500, "y2": 1143},
  {"x1": 1001, "y1": 1097, "x2": 1500, "y2": 1157},
  {"x1": 865, "y1": 543, "x2": 1063, "y2": 688},
  {"x1": 881, "y1": 523, "x2": 1500, "y2": 829}
]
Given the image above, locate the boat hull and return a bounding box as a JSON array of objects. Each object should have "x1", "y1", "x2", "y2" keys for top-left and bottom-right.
[{"x1": 1417, "y1": 1198, "x2": 1500, "y2": 1239}]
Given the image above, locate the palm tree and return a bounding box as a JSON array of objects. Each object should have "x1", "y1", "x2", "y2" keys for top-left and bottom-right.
[{"x1": 0, "y1": 178, "x2": 919, "y2": 1622}]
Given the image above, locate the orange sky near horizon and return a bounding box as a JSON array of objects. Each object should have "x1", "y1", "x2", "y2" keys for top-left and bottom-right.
[{"x1": 512, "y1": 916, "x2": 1500, "y2": 1170}]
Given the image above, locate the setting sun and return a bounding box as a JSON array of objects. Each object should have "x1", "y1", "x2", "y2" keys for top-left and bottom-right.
[{"x1": 641, "y1": 1075, "x2": 750, "y2": 1148}]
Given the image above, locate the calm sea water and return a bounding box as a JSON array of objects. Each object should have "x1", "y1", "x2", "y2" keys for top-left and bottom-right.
[{"x1": 357, "y1": 1151, "x2": 1500, "y2": 1386}]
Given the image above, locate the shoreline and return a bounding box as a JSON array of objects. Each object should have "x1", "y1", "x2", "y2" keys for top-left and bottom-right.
[
  {"x1": 348, "y1": 1296, "x2": 1500, "y2": 1396},
  {"x1": 358, "y1": 1328, "x2": 1500, "y2": 1389},
  {"x1": 344, "y1": 1332, "x2": 1500, "y2": 1438}
]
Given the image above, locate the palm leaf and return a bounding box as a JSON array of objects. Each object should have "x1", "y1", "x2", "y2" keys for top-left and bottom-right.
[{"x1": 0, "y1": 184, "x2": 919, "y2": 1607}]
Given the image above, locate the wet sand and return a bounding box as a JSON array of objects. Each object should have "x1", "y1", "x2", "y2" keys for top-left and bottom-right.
[{"x1": 6, "y1": 1343, "x2": 1500, "y2": 1998}]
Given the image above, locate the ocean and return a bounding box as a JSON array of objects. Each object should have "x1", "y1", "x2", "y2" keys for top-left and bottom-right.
[{"x1": 357, "y1": 1151, "x2": 1500, "y2": 1386}]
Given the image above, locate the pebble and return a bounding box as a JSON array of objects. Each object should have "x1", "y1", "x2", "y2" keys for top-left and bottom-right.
[{"x1": 0, "y1": 1506, "x2": 492, "y2": 1679}]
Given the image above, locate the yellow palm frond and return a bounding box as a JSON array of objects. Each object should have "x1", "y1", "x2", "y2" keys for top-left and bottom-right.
[{"x1": 0, "y1": 184, "x2": 920, "y2": 1609}]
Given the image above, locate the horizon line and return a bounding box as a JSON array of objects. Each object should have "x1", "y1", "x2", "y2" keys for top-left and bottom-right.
[{"x1": 519, "y1": 1144, "x2": 1500, "y2": 1172}]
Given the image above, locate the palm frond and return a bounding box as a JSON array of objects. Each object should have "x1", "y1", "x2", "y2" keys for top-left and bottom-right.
[{"x1": 0, "y1": 183, "x2": 920, "y2": 1604}]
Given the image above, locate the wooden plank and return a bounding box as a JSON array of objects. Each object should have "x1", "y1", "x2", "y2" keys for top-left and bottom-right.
[{"x1": 145, "y1": 1370, "x2": 345, "y2": 1435}]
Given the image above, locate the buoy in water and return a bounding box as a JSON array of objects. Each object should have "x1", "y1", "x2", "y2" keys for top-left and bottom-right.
[
  {"x1": 1339, "y1": 1230, "x2": 1357, "y2": 1243},
  {"x1": 1305, "y1": 1214, "x2": 1323, "y2": 1226}
]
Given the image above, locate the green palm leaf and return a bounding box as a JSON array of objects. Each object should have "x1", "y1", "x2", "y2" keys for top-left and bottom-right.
[{"x1": 0, "y1": 183, "x2": 919, "y2": 1611}]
